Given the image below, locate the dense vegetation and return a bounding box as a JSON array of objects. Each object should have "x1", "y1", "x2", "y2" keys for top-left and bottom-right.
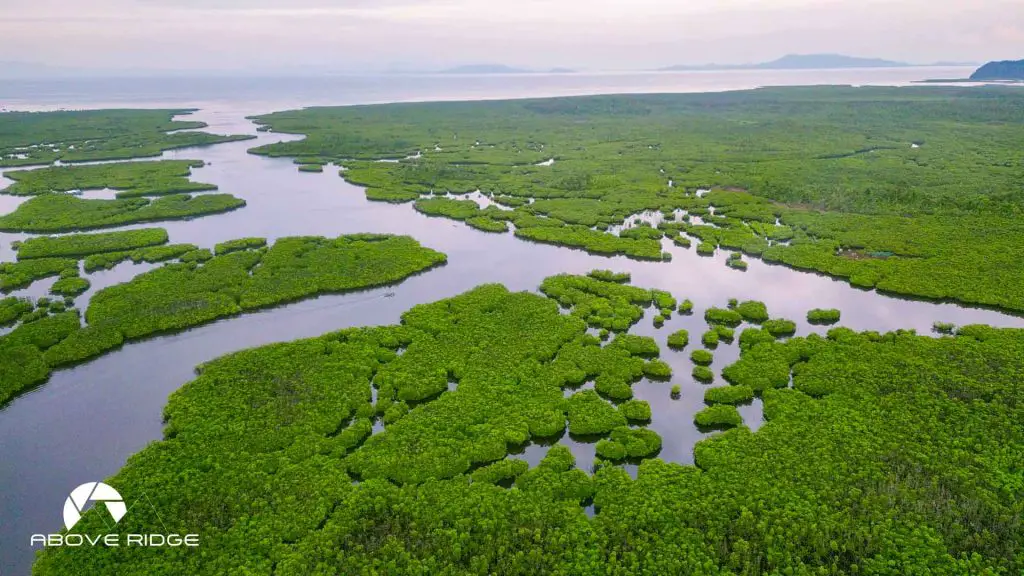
[
  {"x1": 0, "y1": 235, "x2": 445, "y2": 406},
  {"x1": 249, "y1": 87, "x2": 1024, "y2": 313},
  {"x1": 33, "y1": 270, "x2": 1024, "y2": 574},
  {"x1": 0, "y1": 112, "x2": 251, "y2": 237},
  {"x1": 0, "y1": 296, "x2": 35, "y2": 326},
  {"x1": 666, "y1": 329, "x2": 689, "y2": 349},
  {"x1": 0, "y1": 109, "x2": 253, "y2": 167},
  {"x1": 0, "y1": 257, "x2": 77, "y2": 291},
  {"x1": 0, "y1": 193, "x2": 245, "y2": 232},
  {"x1": 15, "y1": 228, "x2": 169, "y2": 259},
  {"x1": 807, "y1": 308, "x2": 842, "y2": 324},
  {"x1": 1, "y1": 160, "x2": 215, "y2": 197},
  {"x1": 50, "y1": 276, "x2": 90, "y2": 297},
  {"x1": 82, "y1": 244, "x2": 198, "y2": 272}
]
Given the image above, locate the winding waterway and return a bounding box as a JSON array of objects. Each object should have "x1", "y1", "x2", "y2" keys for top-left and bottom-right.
[{"x1": 3, "y1": 67, "x2": 1021, "y2": 574}]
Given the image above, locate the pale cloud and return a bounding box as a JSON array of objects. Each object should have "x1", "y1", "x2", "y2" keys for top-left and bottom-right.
[{"x1": 0, "y1": 0, "x2": 1020, "y2": 72}]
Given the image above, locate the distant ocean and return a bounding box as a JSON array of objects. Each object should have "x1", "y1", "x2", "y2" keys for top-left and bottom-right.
[{"x1": 0, "y1": 67, "x2": 978, "y2": 113}]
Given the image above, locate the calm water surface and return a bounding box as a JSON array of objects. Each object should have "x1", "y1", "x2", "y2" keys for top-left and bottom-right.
[{"x1": 2, "y1": 68, "x2": 1019, "y2": 574}]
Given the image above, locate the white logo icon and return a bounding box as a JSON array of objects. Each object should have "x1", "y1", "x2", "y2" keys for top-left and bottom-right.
[{"x1": 63, "y1": 482, "x2": 127, "y2": 531}]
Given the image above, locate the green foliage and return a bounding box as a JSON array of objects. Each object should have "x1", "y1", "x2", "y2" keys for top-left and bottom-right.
[
  {"x1": 933, "y1": 321, "x2": 956, "y2": 335},
  {"x1": 651, "y1": 289, "x2": 676, "y2": 310},
  {"x1": 83, "y1": 252, "x2": 130, "y2": 272},
  {"x1": 130, "y1": 244, "x2": 199, "y2": 264},
  {"x1": 0, "y1": 345, "x2": 50, "y2": 404},
  {"x1": 652, "y1": 314, "x2": 665, "y2": 328},
  {"x1": 0, "y1": 312, "x2": 80, "y2": 403},
  {"x1": 704, "y1": 307, "x2": 743, "y2": 327},
  {"x1": 701, "y1": 329, "x2": 720, "y2": 348},
  {"x1": 2, "y1": 235, "x2": 446, "y2": 405},
  {"x1": 43, "y1": 324, "x2": 124, "y2": 368},
  {"x1": 0, "y1": 257, "x2": 77, "y2": 290},
  {"x1": 50, "y1": 277, "x2": 90, "y2": 296},
  {"x1": 704, "y1": 385, "x2": 755, "y2": 405},
  {"x1": 610, "y1": 334, "x2": 659, "y2": 357},
  {"x1": 517, "y1": 223, "x2": 665, "y2": 260},
  {"x1": 465, "y1": 216, "x2": 508, "y2": 233},
  {"x1": 364, "y1": 187, "x2": 420, "y2": 203},
  {"x1": 180, "y1": 248, "x2": 213, "y2": 263},
  {"x1": 297, "y1": 164, "x2": 323, "y2": 173},
  {"x1": 666, "y1": 329, "x2": 689, "y2": 349},
  {"x1": 763, "y1": 318, "x2": 798, "y2": 337},
  {"x1": 31, "y1": 278, "x2": 1024, "y2": 575},
  {"x1": 17, "y1": 228, "x2": 168, "y2": 260},
  {"x1": 726, "y1": 253, "x2": 748, "y2": 270},
  {"x1": 414, "y1": 197, "x2": 482, "y2": 220},
  {"x1": 714, "y1": 325, "x2": 735, "y2": 343},
  {"x1": 0, "y1": 193, "x2": 246, "y2": 233},
  {"x1": 692, "y1": 365, "x2": 715, "y2": 383},
  {"x1": 247, "y1": 88, "x2": 1024, "y2": 314},
  {"x1": 471, "y1": 458, "x2": 529, "y2": 484},
  {"x1": 0, "y1": 109, "x2": 252, "y2": 167},
  {"x1": 734, "y1": 300, "x2": 769, "y2": 323},
  {"x1": 670, "y1": 384, "x2": 681, "y2": 398},
  {"x1": 567, "y1": 390, "x2": 628, "y2": 436},
  {"x1": 597, "y1": 426, "x2": 662, "y2": 461},
  {"x1": 1, "y1": 160, "x2": 214, "y2": 197},
  {"x1": 587, "y1": 269, "x2": 630, "y2": 283},
  {"x1": 807, "y1": 308, "x2": 841, "y2": 324},
  {"x1": 0, "y1": 311, "x2": 80, "y2": 352},
  {"x1": 540, "y1": 274, "x2": 652, "y2": 332},
  {"x1": 694, "y1": 404, "x2": 743, "y2": 428},
  {"x1": 642, "y1": 359, "x2": 672, "y2": 380},
  {"x1": 690, "y1": 349, "x2": 714, "y2": 366},
  {"x1": 618, "y1": 399, "x2": 652, "y2": 422},
  {"x1": 739, "y1": 327, "x2": 777, "y2": 350},
  {"x1": 0, "y1": 296, "x2": 34, "y2": 326},
  {"x1": 382, "y1": 400, "x2": 410, "y2": 425},
  {"x1": 677, "y1": 299, "x2": 693, "y2": 314},
  {"x1": 595, "y1": 438, "x2": 627, "y2": 460},
  {"x1": 214, "y1": 237, "x2": 267, "y2": 255},
  {"x1": 722, "y1": 342, "x2": 792, "y2": 392},
  {"x1": 87, "y1": 235, "x2": 446, "y2": 341},
  {"x1": 18, "y1": 308, "x2": 49, "y2": 324},
  {"x1": 493, "y1": 195, "x2": 529, "y2": 207}
]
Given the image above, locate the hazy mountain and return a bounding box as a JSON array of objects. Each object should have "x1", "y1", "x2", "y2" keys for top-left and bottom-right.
[
  {"x1": 758, "y1": 54, "x2": 909, "y2": 69},
  {"x1": 439, "y1": 64, "x2": 530, "y2": 74},
  {"x1": 660, "y1": 54, "x2": 913, "y2": 72},
  {"x1": 970, "y1": 59, "x2": 1024, "y2": 80},
  {"x1": 437, "y1": 64, "x2": 575, "y2": 74}
]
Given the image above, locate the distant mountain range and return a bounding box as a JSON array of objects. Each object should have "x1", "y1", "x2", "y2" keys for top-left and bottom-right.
[
  {"x1": 0, "y1": 56, "x2": 981, "y2": 80},
  {"x1": 970, "y1": 60, "x2": 1024, "y2": 81},
  {"x1": 437, "y1": 64, "x2": 576, "y2": 75},
  {"x1": 659, "y1": 54, "x2": 974, "y2": 72}
]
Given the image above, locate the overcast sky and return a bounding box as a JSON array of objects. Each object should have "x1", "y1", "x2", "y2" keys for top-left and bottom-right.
[{"x1": 1, "y1": 0, "x2": 1021, "y2": 72}]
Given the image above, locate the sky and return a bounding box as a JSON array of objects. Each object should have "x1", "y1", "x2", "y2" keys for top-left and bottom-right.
[{"x1": 0, "y1": 0, "x2": 1021, "y2": 73}]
